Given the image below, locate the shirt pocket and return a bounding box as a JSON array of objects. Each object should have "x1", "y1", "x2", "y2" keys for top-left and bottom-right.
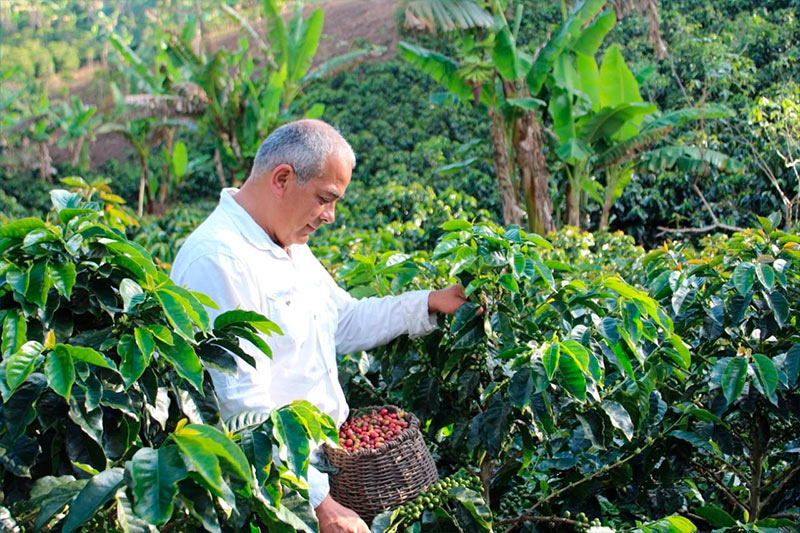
[{"x1": 264, "y1": 288, "x2": 312, "y2": 354}]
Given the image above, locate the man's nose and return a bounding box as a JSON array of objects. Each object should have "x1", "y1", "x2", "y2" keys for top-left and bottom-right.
[{"x1": 319, "y1": 204, "x2": 335, "y2": 224}]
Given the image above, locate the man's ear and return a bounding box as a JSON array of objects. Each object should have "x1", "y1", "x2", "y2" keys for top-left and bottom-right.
[{"x1": 269, "y1": 164, "x2": 295, "y2": 198}]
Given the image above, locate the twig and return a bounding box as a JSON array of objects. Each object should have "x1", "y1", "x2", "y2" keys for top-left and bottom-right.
[
  {"x1": 497, "y1": 514, "x2": 580, "y2": 529},
  {"x1": 694, "y1": 463, "x2": 749, "y2": 516},
  {"x1": 715, "y1": 455, "x2": 747, "y2": 482},
  {"x1": 657, "y1": 182, "x2": 745, "y2": 235},
  {"x1": 761, "y1": 463, "x2": 800, "y2": 511}
]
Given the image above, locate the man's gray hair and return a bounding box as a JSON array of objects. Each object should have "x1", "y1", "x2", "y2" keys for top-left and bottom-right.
[{"x1": 250, "y1": 119, "x2": 356, "y2": 185}]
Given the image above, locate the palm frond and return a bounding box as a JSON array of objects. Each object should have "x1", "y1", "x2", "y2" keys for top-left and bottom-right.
[
  {"x1": 398, "y1": 41, "x2": 475, "y2": 104},
  {"x1": 403, "y1": 0, "x2": 494, "y2": 32},
  {"x1": 302, "y1": 46, "x2": 387, "y2": 83},
  {"x1": 640, "y1": 104, "x2": 734, "y2": 135},
  {"x1": 637, "y1": 146, "x2": 744, "y2": 175},
  {"x1": 596, "y1": 104, "x2": 735, "y2": 167}
]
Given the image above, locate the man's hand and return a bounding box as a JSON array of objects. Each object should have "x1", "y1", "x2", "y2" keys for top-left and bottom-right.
[
  {"x1": 428, "y1": 284, "x2": 472, "y2": 315},
  {"x1": 315, "y1": 495, "x2": 370, "y2": 533}
]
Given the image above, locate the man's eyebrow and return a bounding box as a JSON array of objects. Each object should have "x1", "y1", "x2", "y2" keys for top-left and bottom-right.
[{"x1": 322, "y1": 188, "x2": 344, "y2": 200}]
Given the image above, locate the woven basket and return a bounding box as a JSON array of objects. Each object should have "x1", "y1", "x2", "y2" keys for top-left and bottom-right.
[{"x1": 322, "y1": 405, "x2": 438, "y2": 523}]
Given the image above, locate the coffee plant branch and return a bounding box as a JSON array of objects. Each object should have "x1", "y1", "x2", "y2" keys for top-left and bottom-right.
[{"x1": 658, "y1": 182, "x2": 746, "y2": 235}]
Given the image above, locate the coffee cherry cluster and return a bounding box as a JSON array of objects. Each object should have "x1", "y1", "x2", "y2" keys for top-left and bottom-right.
[
  {"x1": 571, "y1": 511, "x2": 603, "y2": 532},
  {"x1": 394, "y1": 471, "x2": 482, "y2": 522},
  {"x1": 497, "y1": 484, "x2": 536, "y2": 519},
  {"x1": 338, "y1": 408, "x2": 410, "y2": 451}
]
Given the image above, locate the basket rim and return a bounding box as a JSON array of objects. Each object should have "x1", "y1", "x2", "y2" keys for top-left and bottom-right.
[{"x1": 323, "y1": 404, "x2": 421, "y2": 458}]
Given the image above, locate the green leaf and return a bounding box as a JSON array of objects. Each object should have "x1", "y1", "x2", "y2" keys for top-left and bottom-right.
[
  {"x1": 449, "y1": 245, "x2": 477, "y2": 277},
  {"x1": 272, "y1": 407, "x2": 311, "y2": 477},
  {"x1": 2, "y1": 309, "x2": 27, "y2": 358},
  {"x1": 732, "y1": 262, "x2": 755, "y2": 295},
  {"x1": 765, "y1": 290, "x2": 789, "y2": 328},
  {"x1": 508, "y1": 367, "x2": 534, "y2": 409},
  {"x1": 61, "y1": 468, "x2": 125, "y2": 533},
  {"x1": 575, "y1": 52, "x2": 601, "y2": 110},
  {"x1": 560, "y1": 339, "x2": 590, "y2": 371},
  {"x1": 570, "y1": 9, "x2": 616, "y2": 56},
  {"x1": 695, "y1": 506, "x2": 736, "y2": 528},
  {"x1": 668, "y1": 334, "x2": 691, "y2": 369},
  {"x1": 213, "y1": 310, "x2": 282, "y2": 336},
  {"x1": 441, "y1": 219, "x2": 472, "y2": 231},
  {"x1": 130, "y1": 446, "x2": 188, "y2": 526},
  {"x1": 157, "y1": 337, "x2": 204, "y2": 392},
  {"x1": 599, "y1": 43, "x2": 643, "y2": 108},
  {"x1": 54, "y1": 344, "x2": 115, "y2": 370},
  {"x1": 601, "y1": 400, "x2": 634, "y2": 440},
  {"x1": 577, "y1": 102, "x2": 657, "y2": 144},
  {"x1": 558, "y1": 350, "x2": 586, "y2": 401},
  {"x1": 171, "y1": 141, "x2": 188, "y2": 178},
  {"x1": 784, "y1": 344, "x2": 800, "y2": 387},
  {"x1": 722, "y1": 358, "x2": 747, "y2": 405},
  {"x1": 665, "y1": 515, "x2": 697, "y2": 533},
  {"x1": 173, "y1": 423, "x2": 252, "y2": 490},
  {"x1": 542, "y1": 343, "x2": 559, "y2": 380},
  {"x1": 6, "y1": 341, "x2": 45, "y2": 393},
  {"x1": 0, "y1": 217, "x2": 46, "y2": 238},
  {"x1": 25, "y1": 260, "x2": 50, "y2": 308},
  {"x1": 33, "y1": 478, "x2": 88, "y2": 530},
  {"x1": 669, "y1": 430, "x2": 715, "y2": 454},
  {"x1": 756, "y1": 263, "x2": 775, "y2": 290},
  {"x1": 120, "y1": 278, "x2": 145, "y2": 313},
  {"x1": 50, "y1": 261, "x2": 77, "y2": 299},
  {"x1": 498, "y1": 273, "x2": 519, "y2": 293},
  {"x1": 45, "y1": 347, "x2": 75, "y2": 400},
  {"x1": 398, "y1": 42, "x2": 475, "y2": 104},
  {"x1": 752, "y1": 354, "x2": 778, "y2": 398},
  {"x1": 492, "y1": 25, "x2": 523, "y2": 81},
  {"x1": 118, "y1": 334, "x2": 146, "y2": 389},
  {"x1": 505, "y1": 97, "x2": 546, "y2": 110},
  {"x1": 155, "y1": 288, "x2": 196, "y2": 342}
]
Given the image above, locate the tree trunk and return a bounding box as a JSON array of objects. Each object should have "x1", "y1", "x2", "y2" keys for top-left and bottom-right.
[
  {"x1": 70, "y1": 136, "x2": 85, "y2": 168},
  {"x1": 749, "y1": 412, "x2": 767, "y2": 522},
  {"x1": 137, "y1": 163, "x2": 147, "y2": 217},
  {"x1": 567, "y1": 178, "x2": 581, "y2": 229},
  {"x1": 514, "y1": 110, "x2": 555, "y2": 235},
  {"x1": 489, "y1": 107, "x2": 522, "y2": 226},
  {"x1": 214, "y1": 149, "x2": 227, "y2": 188},
  {"x1": 38, "y1": 142, "x2": 52, "y2": 182},
  {"x1": 193, "y1": 0, "x2": 208, "y2": 56}
]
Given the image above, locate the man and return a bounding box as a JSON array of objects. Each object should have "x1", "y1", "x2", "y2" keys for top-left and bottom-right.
[{"x1": 171, "y1": 119, "x2": 469, "y2": 533}]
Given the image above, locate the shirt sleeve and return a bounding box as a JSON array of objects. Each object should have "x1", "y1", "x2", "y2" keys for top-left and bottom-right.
[
  {"x1": 308, "y1": 465, "x2": 331, "y2": 508},
  {"x1": 326, "y1": 276, "x2": 438, "y2": 355}
]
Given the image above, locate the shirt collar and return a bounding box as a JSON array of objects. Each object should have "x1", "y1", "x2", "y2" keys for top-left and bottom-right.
[{"x1": 218, "y1": 188, "x2": 289, "y2": 258}]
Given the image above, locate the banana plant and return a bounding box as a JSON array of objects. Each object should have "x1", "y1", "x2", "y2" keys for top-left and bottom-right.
[
  {"x1": 548, "y1": 37, "x2": 739, "y2": 230},
  {"x1": 399, "y1": 0, "x2": 614, "y2": 234},
  {"x1": 55, "y1": 97, "x2": 101, "y2": 171}
]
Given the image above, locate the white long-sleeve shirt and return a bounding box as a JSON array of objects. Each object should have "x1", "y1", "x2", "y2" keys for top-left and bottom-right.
[{"x1": 170, "y1": 188, "x2": 437, "y2": 506}]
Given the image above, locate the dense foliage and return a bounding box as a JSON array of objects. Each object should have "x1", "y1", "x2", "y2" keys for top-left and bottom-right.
[
  {"x1": 1, "y1": 0, "x2": 799, "y2": 531},
  {"x1": 0, "y1": 180, "x2": 338, "y2": 531}
]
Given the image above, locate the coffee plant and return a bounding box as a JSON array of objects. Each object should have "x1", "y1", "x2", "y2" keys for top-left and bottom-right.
[
  {"x1": 371, "y1": 469, "x2": 489, "y2": 533},
  {"x1": 0, "y1": 179, "x2": 337, "y2": 531},
  {"x1": 331, "y1": 220, "x2": 800, "y2": 532}
]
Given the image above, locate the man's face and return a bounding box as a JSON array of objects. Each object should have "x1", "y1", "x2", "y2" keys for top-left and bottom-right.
[{"x1": 278, "y1": 154, "x2": 352, "y2": 247}]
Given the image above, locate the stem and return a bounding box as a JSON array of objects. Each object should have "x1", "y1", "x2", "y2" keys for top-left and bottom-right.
[
  {"x1": 749, "y1": 412, "x2": 763, "y2": 522},
  {"x1": 761, "y1": 464, "x2": 800, "y2": 511},
  {"x1": 498, "y1": 514, "x2": 580, "y2": 529}
]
